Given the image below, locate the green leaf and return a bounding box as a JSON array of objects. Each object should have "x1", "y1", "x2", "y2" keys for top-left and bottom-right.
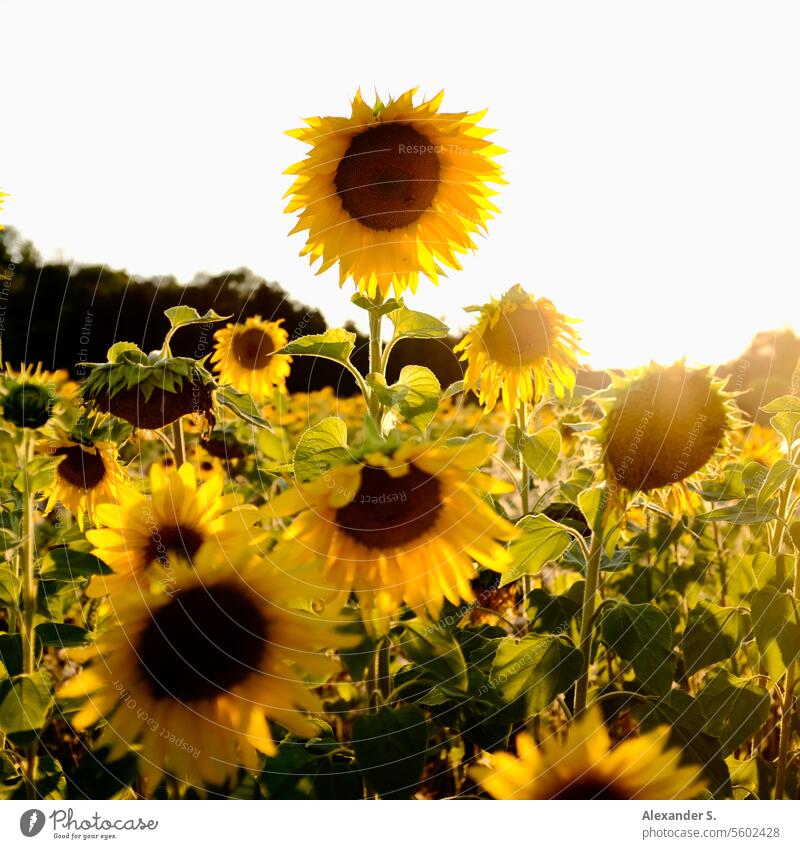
[
  {"x1": 277, "y1": 328, "x2": 356, "y2": 363},
  {"x1": 0, "y1": 672, "x2": 52, "y2": 735},
  {"x1": 600, "y1": 602, "x2": 675, "y2": 695},
  {"x1": 682, "y1": 602, "x2": 751, "y2": 675},
  {"x1": 525, "y1": 583, "x2": 584, "y2": 633},
  {"x1": 641, "y1": 690, "x2": 731, "y2": 798},
  {"x1": 761, "y1": 395, "x2": 800, "y2": 414},
  {"x1": 40, "y1": 547, "x2": 112, "y2": 581},
  {"x1": 388, "y1": 306, "x2": 449, "y2": 340},
  {"x1": 0, "y1": 634, "x2": 23, "y2": 678},
  {"x1": 769, "y1": 411, "x2": 800, "y2": 449},
  {"x1": 499, "y1": 514, "x2": 573, "y2": 587},
  {"x1": 35, "y1": 623, "x2": 92, "y2": 648},
  {"x1": 441, "y1": 380, "x2": 464, "y2": 400},
  {"x1": 164, "y1": 306, "x2": 229, "y2": 331},
  {"x1": 696, "y1": 497, "x2": 778, "y2": 526},
  {"x1": 352, "y1": 705, "x2": 428, "y2": 799},
  {"x1": 696, "y1": 669, "x2": 770, "y2": 757},
  {"x1": 0, "y1": 567, "x2": 20, "y2": 606},
  {"x1": 750, "y1": 586, "x2": 800, "y2": 680},
  {"x1": 351, "y1": 294, "x2": 404, "y2": 316},
  {"x1": 489, "y1": 634, "x2": 582, "y2": 715},
  {"x1": 215, "y1": 385, "x2": 272, "y2": 429},
  {"x1": 106, "y1": 342, "x2": 147, "y2": 364},
  {"x1": 400, "y1": 619, "x2": 469, "y2": 697},
  {"x1": 758, "y1": 459, "x2": 796, "y2": 509},
  {"x1": 292, "y1": 417, "x2": 350, "y2": 482},
  {"x1": 520, "y1": 427, "x2": 562, "y2": 478},
  {"x1": 367, "y1": 366, "x2": 441, "y2": 432}
]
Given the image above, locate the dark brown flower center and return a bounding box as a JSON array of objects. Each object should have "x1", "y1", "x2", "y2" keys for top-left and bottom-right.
[
  {"x1": 482, "y1": 306, "x2": 553, "y2": 366},
  {"x1": 142, "y1": 524, "x2": 205, "y2": 567},
  {"x1": 334, "y1": 123, "x2": 441, "y2": 231},
  {"x1": 136, "y1": 583, "x2": 268, "y2": 702},
  {"x1": 55, "y1": 445, "x2": 107, "y2": 490},
  {"x1": 550, "y1": 777, "x2": 629, "y2": 800},
  {"x1": 335, "y1": 463, "x2": 443, "y2": 549},
  {"x1": 231, "y1": 327, "x2": 275, "y2": 371}
]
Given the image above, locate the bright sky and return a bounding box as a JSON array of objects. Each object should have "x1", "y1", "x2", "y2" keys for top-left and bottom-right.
[{"x1": 3, "y1": 0, "x2": 798, "y2": 369}]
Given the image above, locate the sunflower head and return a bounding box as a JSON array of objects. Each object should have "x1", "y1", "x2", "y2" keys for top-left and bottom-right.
[
  {"x1": 39, "y1": 432, "x2": 127, "y2": 527},
  {"x1": 599, "y1": 361, "x2": 737, "y2": 495},
  {"x1": 59, "y1": 547, "x2": 354, "y2": 789},
  {"x1": 81, "y1": 343, "x2": 216, "y2": 431},
  {"x1": 0, "y1": 364, "x2": 61, "y2": 429},
  {"x1": 455, "y1": 285, "x2": 582, "y2": 413},
  {"x1": 471, "y1": 708, "x2": 707, "y2": 800},
  {"x1": 211, "y1": 316, "x2": 291, "y2": 399},
  {"x1": 285, "y1": 88, "x2": 505, "y2": 298},
  {"x1": 266, "y1": 436, "x2": 516, "y2": 624}
]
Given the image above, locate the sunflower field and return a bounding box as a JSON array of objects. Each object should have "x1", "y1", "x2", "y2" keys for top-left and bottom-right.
[{"x1": 1, "y1": 89, "x2": 800, "y2": 803}]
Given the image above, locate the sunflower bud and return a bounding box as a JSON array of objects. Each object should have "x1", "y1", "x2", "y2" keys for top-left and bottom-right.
[{"x1": 2, "y1": 382, "x2": 54, "y2": 429}]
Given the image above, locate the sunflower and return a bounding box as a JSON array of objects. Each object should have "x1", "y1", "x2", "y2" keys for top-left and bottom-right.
[
  {"x1": 59, "y1": 547, "x2": 349, "y2": 789},
  {"x1": 455, "y1": 285, "x2": 582, "y2": 414},
  {"x1": 471, "y1": 708, "x2": 707, "y2": 800},
  {"x1": 0, "y1": 188, "x2": 8, "y2": 229},
  {"x1": 211, "y1": 316, "x2": 292, "y2": 399},
  {"x1": 265, "y1": 438, "x2": 516, "y2": 624},
  {"x1": 85, "y1": 461, "x2": 260, "y2": 597},
  {"x1": 39, "y1": 436, "x2": 128, "y2": 528},
  {"x1": 285, "y1": 88, "x2": 505, "y2": 299},
  {"x1": 599, "y1": 361, "x2": 738, "y2": 500}
]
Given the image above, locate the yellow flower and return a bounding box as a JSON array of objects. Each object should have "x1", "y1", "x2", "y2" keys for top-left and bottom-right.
[
  {"x1": 600, "y1": 361, "x2": 736, "y2": 499},
  {"x1": 211, "y1": 316, "x2": 292, "y2": 399},
  {"x1": 39, "y1": 437, "x2": 128, "y2": 529},
  {"x1": 59, "y1": 547, "x2": 349, "y2": 789},
  {"x1": 265, "y1": 439, "x2": 516, "y2": 625},
  {"x1": 472, "y1": 709, "x2": 707, "y2": 800},
  {"x1": 285, "y1": 88, "x2": 505, "y2": 299},
  {"x1": 0, "y1": 189, "x2": 8, "y2": 230},
  {"x1": 85, "y1": 462, "x2": 260, "y2": 597},
  {"x1": 455, "y1": 285, "x2": 582, "y2": 414}
]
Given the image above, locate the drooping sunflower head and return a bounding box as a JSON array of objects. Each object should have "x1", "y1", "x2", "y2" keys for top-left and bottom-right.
[
  {"x1": 0, "y1": 363, "x2": 70, "y2": 429},
  {"x1": 285, "y1": 88, "x2": 505, "y2": 298},
  {"x1": 211, "y1": 316, "x2": 291, "y2": 399},
  {"x1": 455, "y1": 285, "x2": 582, "y2": 414},
  {"x1": 471, "y1": 708, "x2": 707, "y2": 800},
  {"x1": 39, "y1": 434, "x2": 127, "y2": 528},
  {"x1": 599, "y1": 361, "x2": 738, "y2": 497},
  {"x1": 59, "y1": 548, "x2": 352, "y2": 789},
  {"x1": 266, "y1": 436, "x2": 516, "y2": 625},
  {"x1": 85, "y1": 460, "x2": 260, "y2": 596},
  {"x1": 81, "y1": 343, "x2": 216, "y2": 432}
]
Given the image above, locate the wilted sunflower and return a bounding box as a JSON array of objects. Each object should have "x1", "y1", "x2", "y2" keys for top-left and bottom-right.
[
  {"x1": 211, "y1": 316, "x2": 292, "y2": 399},
  {"x1": 471, "y1": 709, "x2": 707, "y2": 800},
  {"x1": 39, "y1": 436, "x2": 127, "y2": 528},
  {"x1": 85, "y1": 461, "x2": 260, "y2": 597},
  {"x1": 265, "y1": 438, "x2": 516, "y2": 623},
  {"x1": 599, "y1": 361, "x2": 737, "y2": 499},
  {"x1": 59, "y1": 548, "x2": 349, "y2": 789},
  {"x1": 455, "y1": 285, "x2": 582, "y2": 414},
  {"x1": 285, "y1": 88, "x2": 505, "y2": 298}
]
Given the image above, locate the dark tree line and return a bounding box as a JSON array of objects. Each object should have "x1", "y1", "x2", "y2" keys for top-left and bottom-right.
[{"x1": 0, "y1": 229, "x2": 465, "y2": 395}]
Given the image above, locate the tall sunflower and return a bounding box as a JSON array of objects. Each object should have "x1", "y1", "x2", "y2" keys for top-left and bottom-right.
[
  {"x1": 265, "y1": 439, "x2": 516, "y2": 624},
  {"x1": 211, "y1": 316, "x2": 292, "y2": 399},
  {"x1": 85, "y1": 461, "x2": 260, "y2": 597},
  {"x1": 285, "y1": 88, "x2": 505, "y2": 298},
  {"x1": 455, "y1": 285, "x2": 582, "y2": 414},
  {"x1": 599, "y1": 361, "x2": 737, "y2": 501},
  {"x1": 39, "y1": 436, "x2": 128, "y2": 528},
  {"x1": 59, "y1": 548, "x2": 349, "y2": 789},
  {"x1": 471, "y1": 709, "x2": 707, "y2": 800}
]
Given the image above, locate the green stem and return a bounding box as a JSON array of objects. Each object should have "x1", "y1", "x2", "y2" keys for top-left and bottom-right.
[
  {"x1": 574, "y1": 496, "x2": 607, "y2": 718},
  {"x1": 367, "y1": 301, "x2": 384, "y2": 424},
  {"x1": 18, "y1": 432, "x2": 38, "y2": 798},
  {"x1": 171, "y1": 418, "x2": 186, "y2": 467},
  {"x1": 771, "y1": 470, "x2": 797, "y2": 799}
]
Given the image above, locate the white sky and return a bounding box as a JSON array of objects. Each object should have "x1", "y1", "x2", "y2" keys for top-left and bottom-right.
[{"x1": 3, "y1": 0, "x2": 799, "y2": 368}]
